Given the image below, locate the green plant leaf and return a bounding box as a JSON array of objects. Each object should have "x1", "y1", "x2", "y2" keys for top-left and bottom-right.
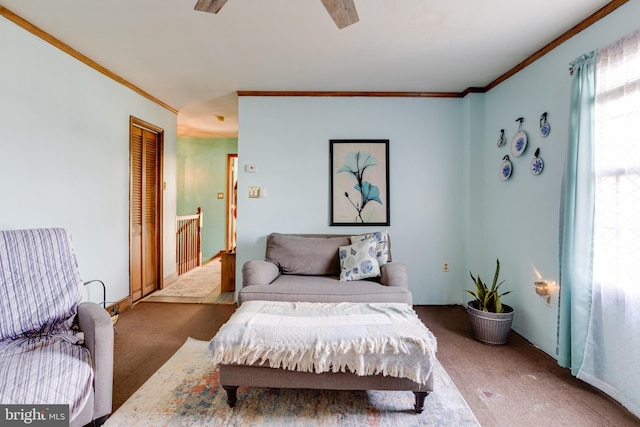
[
  {"x1": 491, "y1": 258, "x2": 501, "y2": 291},
  {"x1": 483, "y1": 293, "x2": 493, "y2": 311},
  {"x1": 495, "y1": 296, "x2": 503, "y2": 313},
  {"x1": 468, "y1": 258, "x2": 512, "y2": 313}
]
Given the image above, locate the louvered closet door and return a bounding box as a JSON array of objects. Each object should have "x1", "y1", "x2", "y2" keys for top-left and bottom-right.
[{"x1": 130, "y1": 125, "x2": 160, "y2": 301}]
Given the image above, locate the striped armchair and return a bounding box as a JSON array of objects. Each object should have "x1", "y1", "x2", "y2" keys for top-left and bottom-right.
[{"x1": 0, "y1": 228, "x2": 114, "y2": 427}]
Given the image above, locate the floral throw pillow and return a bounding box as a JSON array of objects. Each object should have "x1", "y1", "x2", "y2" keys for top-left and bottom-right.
[
  {"x1": 339, "y1": 237, "x2": 381, "y2": 281},
  {"x1": 351, "y1": 231, "x2": 389, "y2": 266}
]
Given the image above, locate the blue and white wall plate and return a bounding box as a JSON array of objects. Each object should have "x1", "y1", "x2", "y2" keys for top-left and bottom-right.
[
  {"x1": 500, "y1": 155, "x2": 512, "y2": 181},
  {"x1": 511, "y1": 117, "x2": 528, "y2": 157},
  {"x1": 539, "y1": 112, "x2": 551, "y2": 138},
  {"x1": 497, "y1": 129, "x2": 506, "y2": 147},
  {"x1": 530, "y1": 147, "x2": 544, "y2": 175}
]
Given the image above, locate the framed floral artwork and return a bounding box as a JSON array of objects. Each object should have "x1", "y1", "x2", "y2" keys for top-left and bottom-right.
[{"x1": 329, "y1": 139, "x2": 390, "y2": 226}]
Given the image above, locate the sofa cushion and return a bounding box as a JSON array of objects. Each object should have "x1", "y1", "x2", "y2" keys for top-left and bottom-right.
[
  {"x1": 339, "y1": 237, "x2": 381, "y2": 281},
  {"x1": 351, "y1": 231, "x2": 389, "y2": 266},
  {"x1": 266, "y1": 233, "x2": 351, "y2": 276},
  {"x1": 238, "y1": 275, "x2": 413, "y2": 305}
]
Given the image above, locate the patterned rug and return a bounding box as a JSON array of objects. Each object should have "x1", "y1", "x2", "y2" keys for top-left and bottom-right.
[
  {"x1": 153, "y1": 259, "x2": 221, "y2": 298},
  {"x1": 105, "y1": 338, "x2": 480, "y2": 427}
]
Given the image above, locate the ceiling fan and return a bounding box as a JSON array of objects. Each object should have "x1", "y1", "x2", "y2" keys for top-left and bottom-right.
[{"x1": 194, "y1": 0, "x2": 359, "y2": 29}]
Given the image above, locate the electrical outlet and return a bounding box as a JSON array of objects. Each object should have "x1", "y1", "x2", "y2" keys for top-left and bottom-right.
[{"x1": 443, "y1": 262, "x2": 449, "y2": 272}]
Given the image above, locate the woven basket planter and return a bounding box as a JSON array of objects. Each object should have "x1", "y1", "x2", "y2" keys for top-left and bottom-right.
[{"x1": 466, "y1": 301, "x2": 514, "y2": 345}]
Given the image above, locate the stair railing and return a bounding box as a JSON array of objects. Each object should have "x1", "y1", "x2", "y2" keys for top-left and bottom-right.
[{"x1": 176, "y1": 207, "x2": 202, "y2": 275}]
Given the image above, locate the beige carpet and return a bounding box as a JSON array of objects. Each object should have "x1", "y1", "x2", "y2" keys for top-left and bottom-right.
[{"x1": 144, "y1": 259, "x2": 233, "y2": 303}]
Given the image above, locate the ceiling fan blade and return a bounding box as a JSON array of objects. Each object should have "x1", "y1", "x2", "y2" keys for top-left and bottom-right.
[
  {"x1": 320, "y1": 0, "x2": 359, "y2": 29},
  {"x1": 194, "y1": 0, "x2": 229, "y2": 14}
]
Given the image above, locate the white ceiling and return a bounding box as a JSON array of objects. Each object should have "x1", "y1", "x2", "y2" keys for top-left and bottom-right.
[{"x1": 1, "y1": 0, "x2": 612, "y2": 138}]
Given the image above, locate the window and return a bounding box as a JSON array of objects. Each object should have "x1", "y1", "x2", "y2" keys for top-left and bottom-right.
[
  {"x1": 593, "y1": 31, "x2": 640, "y2": 293},
  {"x1": 560, "y1": 30, "x2": 640, "y2": 417}
]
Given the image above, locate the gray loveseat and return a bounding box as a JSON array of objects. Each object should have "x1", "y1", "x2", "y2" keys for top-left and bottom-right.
[{"x1": 238, "y1": 232, "x2": 412, "y2": 305}]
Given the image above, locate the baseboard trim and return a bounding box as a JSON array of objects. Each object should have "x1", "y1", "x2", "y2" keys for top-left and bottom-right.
[
  {"x1": 163, "y1": 271, "x2": 179, "y2": 288},
  {"x1": 106, "y1": 295, "x2": 132, "y2": 315}
]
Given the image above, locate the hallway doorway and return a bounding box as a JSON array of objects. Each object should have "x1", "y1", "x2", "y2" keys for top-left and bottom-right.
[{"x1": 226, "y1": 154, "x2": 238, "y2": 252}]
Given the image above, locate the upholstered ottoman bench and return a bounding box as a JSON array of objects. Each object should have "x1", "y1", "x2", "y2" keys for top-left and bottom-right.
[{"x1": 209, "y1": 301, "x2": 437, "y2": 413}]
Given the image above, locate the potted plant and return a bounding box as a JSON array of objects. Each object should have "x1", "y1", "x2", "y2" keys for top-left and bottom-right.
[{"x1": 465, "y1": 258, "x2": 514, "y2": 345}]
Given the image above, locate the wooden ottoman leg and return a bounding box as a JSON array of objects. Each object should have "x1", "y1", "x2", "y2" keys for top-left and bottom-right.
[
  {"x1": 413, "y1": 391, "x2": 430, "y2": 413},
  {"x1": 222, "y1": 385, "x2": 238, "y2": 407}
]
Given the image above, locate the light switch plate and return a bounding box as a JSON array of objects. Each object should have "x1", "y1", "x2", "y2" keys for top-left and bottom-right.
[
  {"x1": 245, "y1": 164, "x2": 257, "y2": 173},
  {"x1": 248, "y1": 186, "x2": 260, "y2": 198}
]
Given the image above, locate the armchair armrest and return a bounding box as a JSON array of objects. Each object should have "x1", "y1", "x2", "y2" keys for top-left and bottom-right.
[
  {"x1": 242, "y1": 260, "x2": 280, "y2": 286},
  {"x1": 77, "y1": 302, "x2": 114, "y2": 419},
  {"x1": 380, "y1": 262, "x2": 409, "y2": 288}
]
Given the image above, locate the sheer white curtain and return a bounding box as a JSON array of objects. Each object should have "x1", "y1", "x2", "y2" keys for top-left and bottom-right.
[{"x1": 578, "y1": 28, "x2": 640, "y2": 417}]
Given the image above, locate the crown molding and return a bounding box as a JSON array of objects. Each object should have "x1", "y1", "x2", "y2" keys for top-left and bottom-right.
[
  {"x1": 0, "y1": 6, "x2": 178, "y2": 115},
  {"x1": 485, "y1": 0, "x2": 629, "y2": 91},
  {"x1": 237, "y1": 90, "x2": 464, "y2": 98}
]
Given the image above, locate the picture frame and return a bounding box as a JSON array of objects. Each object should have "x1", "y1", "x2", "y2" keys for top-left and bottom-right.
[{"x1": 329, "y1": 139, "x2": 390, "y2": 226}]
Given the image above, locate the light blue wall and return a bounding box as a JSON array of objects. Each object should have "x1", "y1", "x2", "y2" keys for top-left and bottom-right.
[
  {"x1": 481, "y1": 1, "x2": 640, "y2": 356},
  {"x1": 177, "y1": 138, "x2": 238, "y2": 260},
  {"x1": 237, "y1": 96, "x2": 465, "y2": 305},
  {"x1": 461, "y1": 93, "x2": 486, "y2": 284},
  {"x1": 0, "y1": 16, "x2": 178, "y2": 304},
  {"x1": 237, "y1": 1, "x2": 640, "y2": 358}
]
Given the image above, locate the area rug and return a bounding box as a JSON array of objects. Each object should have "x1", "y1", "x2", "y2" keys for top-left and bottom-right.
[
  {"x1": 152, "y1": 259, "x2": 221, "y2": 298},
  {"x1": 105, "y1": 338, "x2": 480, "y2": 427}
]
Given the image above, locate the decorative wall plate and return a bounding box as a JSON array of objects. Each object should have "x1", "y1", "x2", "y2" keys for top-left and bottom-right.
[
  {"x1": 497, "y1": 129, "x2": 506, "y2": 147},
  {"x1": 511, "y1": 117, "x2": 528, "y2": 157},
  {"x1": 499, "y1": 155, "x2": 512, "y2": 181},
  {"x1": 530, "y1": 148, "x2": 544, "y2": 175},
  {"x1": 539, "y1": 112, "x2": 551, "y2": 138}
]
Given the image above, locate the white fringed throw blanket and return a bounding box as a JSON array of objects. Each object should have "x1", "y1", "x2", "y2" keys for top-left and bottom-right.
[{"x1": 209, "y1": 301, "x2": 437, "y2": 385}]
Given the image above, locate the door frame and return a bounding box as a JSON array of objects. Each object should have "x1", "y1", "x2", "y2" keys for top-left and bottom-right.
[
  {"x1": 129, "y1": 115, "x2": 164, "y2": 300},
  {"x1": 226, "y1": 154, "x2": 238, "y2": 251}
]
